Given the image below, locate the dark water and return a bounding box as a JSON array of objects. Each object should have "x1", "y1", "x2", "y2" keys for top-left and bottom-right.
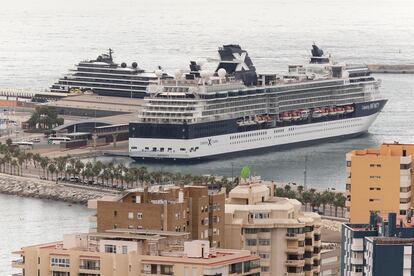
[{"x1": 2, "y1": 0, "x2": 414, "y2": 273}]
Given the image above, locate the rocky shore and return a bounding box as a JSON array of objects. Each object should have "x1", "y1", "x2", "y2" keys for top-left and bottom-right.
[{"x1": 0, "y1": 173, "x2": 117, "y2": 204}]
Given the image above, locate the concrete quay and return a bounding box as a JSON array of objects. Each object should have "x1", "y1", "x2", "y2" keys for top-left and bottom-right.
[
  {"x1": 0, "y1": 173, "x2": 118, "y2": 204},
  {"x1": 368, "y1": 64, "x2": 414, "y2": 73}
]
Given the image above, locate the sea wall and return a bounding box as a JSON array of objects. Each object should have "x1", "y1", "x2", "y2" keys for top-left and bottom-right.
[{"x1": 0, "y1": 174, "x2": 117, "y2": 204}]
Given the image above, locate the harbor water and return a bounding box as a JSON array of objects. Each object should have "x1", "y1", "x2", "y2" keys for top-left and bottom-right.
[{"x1": 1, "y1": 0, "x2": 414, "y2": 273}]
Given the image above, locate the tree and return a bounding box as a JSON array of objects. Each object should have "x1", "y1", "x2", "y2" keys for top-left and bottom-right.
[
  {"x1": 27, "y1": 106, "x2": 64, "y2": 129},
  {"x1": 48, "y1": 163, "x2": 57, "y2": 181},
  {"x1": 301, "y1": 190, "x2": 313, "y2": 211},
  {"x1": 40, "y1": 157, "x2": 49, "y2": 178},
  {"x1": 334, "y1": 193, "x2": 347, "y2": 217}
]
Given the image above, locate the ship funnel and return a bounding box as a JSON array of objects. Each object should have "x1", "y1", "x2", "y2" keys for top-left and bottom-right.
[{"x1": 215, "y1": 44, "x2": 257, "y2": 86}]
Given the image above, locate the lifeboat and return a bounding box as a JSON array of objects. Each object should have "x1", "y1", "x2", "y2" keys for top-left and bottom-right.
[
  {"x1": 300, "y1": 109, "x2": 310, "y2": 119},
  {"x1": 312, "y1": 109, "x2": 322, "y2": 118},
  {"x1": 337, "y1": 107, "x2": 346, "y2": 115},
  {"x1": 345, "y1": 106, "x2": 355, "y2": 113},
  {"x1": 280, "y1": 112, "x2": 292, "y2": 121},
  {"x1": 292, "y1": 112, "x2": 300, "y2": 120},
  {"x1": 321, "y1": 108, "x2": 329, "y2": 117},
  {"x1": 255, "y1": 115, "x2": 266, "y2": 124},
  {"x1": 328, "y1": 108, "x2": 338, "y2": 116}
]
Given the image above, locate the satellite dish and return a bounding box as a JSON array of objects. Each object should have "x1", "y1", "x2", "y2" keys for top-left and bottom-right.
[
  {"x1": 174, "y1": 69, "x2": 182, "y2": 80},
  {"x1": 218, "y1": 68, "x2": 227, "y2": 78},
  {"x1": 200, "y1": 70, "x2": 208, "y2": 78},
  {"x1": 155, "y1": 69, "x2": 163, "y2": 78}
]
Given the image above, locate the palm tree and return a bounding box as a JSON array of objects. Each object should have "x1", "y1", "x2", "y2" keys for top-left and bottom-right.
[
  {"x1": 48, "y1": 163, "x2": 57, "y2": 181},
  {"x1": 17, "y1": 153, "x2": 25, "y2": 176},
  {"x1": 334, "y1": 193, "x2": 347, "y2": 217},
  {"x1": 56, "y1": 157, "x2": 67, "y2": 179},
  {"x1": 311, "y1": 192, "x2": 322, "y2": 212},
  {"x1": 40, "y1": 157, "x2": 49, "y2": 179},
  {"x1": 11, "y1": 159, "x2": 18, "y2": 175},
  {"x1": 301, "y1": 190, "x2": 313, "y2": 211},
  {"x1": 74, "y1": 159, "x2": 84, "y2": 179}
]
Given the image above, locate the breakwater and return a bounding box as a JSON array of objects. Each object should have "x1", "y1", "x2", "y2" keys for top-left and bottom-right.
[{"x1": 0, "y1": 173, "x2": 117, "y2": 204}]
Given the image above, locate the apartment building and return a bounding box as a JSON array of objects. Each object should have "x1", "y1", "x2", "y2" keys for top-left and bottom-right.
[
  {"x1": 341, "y1": 212, "x2": 414, "y2": 276},
  {"x1": 89, "y1": 184, "x2": 225, "y2": 247},
  {"x1": 224, "y1": 179, "x2": 322, "y2": 276},
  {"x1": 12, "y1": 229, "x2": 260, "y2": 276},
  {"x1": 346, "y1": 143, "x2": 414, "y2": 223}
]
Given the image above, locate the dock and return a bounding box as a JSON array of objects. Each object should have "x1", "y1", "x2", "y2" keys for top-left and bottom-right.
[{"x1": 368, "y1": 64, "x2": 414, "y2": 74}]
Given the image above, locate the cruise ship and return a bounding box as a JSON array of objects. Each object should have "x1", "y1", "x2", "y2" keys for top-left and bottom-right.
[
  {"x1": 129, "y1": 44, "x2": 387, "y2": 161},
  {"x1": 51, "y1": 49, "x2": 167, "y2": 98}
]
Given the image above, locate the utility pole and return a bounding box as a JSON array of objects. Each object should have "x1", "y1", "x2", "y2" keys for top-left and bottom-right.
[{"x1": 304, "y1": 155, "x2": 308, "y2": 190}]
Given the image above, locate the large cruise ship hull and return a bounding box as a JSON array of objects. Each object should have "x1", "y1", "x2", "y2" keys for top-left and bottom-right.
[{"x1": 129, "y1": 99, "x2": 386, "y2": 161}]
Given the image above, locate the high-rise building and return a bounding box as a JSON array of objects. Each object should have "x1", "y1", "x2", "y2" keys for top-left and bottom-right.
[
  {"x1": 224, "y1": 178, "x2": 322, "y2": 276},
  {"x1": 89, "y1": 185, "x2": 225, "y2": 247},
  {"x1": 12, "y1": 229, "x2": 260, "y2": 276},
  {"x1": 346, "y1": 143, "x2": 414, "y2": 223},
  {"x1": 341, "y1": 212, "x2": 414, "y2": 276}
]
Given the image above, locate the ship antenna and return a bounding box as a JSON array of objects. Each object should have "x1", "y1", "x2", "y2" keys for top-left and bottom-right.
[{"x1": 109, "y1": 48, "x2": 113, "y2": 61}]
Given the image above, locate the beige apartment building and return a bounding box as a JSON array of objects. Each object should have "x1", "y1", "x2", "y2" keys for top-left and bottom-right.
[
  {"x1": 225, "y1": 179, "x2": 322, "y2": 276},
  {"x1": 89, "y1": 184, "x2": 225, "y2": 247},
  {"x1": 346, "y1": 143, "x2": 414, "y2": 223},
  {"x1": 12, "y1": 229, "x2": 260, "y2": 276}
]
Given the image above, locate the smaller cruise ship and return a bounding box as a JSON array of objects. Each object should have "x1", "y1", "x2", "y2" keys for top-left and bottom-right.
[{"x1": 51, "y1": 49, "x2": 168, "y2": 98}]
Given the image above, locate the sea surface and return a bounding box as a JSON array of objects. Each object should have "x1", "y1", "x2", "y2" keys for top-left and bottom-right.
[{"x1": 1, "y1": 0, "x2": 414, "y2": 273}]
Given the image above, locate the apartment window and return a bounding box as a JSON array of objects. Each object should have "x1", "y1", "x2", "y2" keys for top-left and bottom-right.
[
  {"x1": 400, "y1": 198, "x2": 411, "y2": 204},
  {"x1": 369, "y1": 187, "x2": 381, "y2": 191},
  {"x1": 245, "y1": 228, "x2": 259, "y2": 234},
  {"x1": 401, "y1": 210, "x2": 407, "y2": 215},
  {"x1": 122, "y1": 246, "x2": 128, "y2": 254},
  {"x1": 261, "y1": 266, "x2": 270, "y2": 272},
  {"x1": 259, "y1": 252, "x2": 270, "y2": 259},
  {"x1": 401, "y1": 164, "x2": 411, "y2": 170},
  {"x1": 369, "y1": 199, "x2": 381, "y2": 202},
  {"x1": 80, "y1": 259, "x2": 100, "y2": 270},
  {"x1": 128, "y1": 212, "x2": 134, "y2": 219},
  {"x1": 246, "y1": 239, "x2": 257, "y2": 246},
  {"x1": 229, "y1": 262, "x2": 242, "y2": 274},
  {"x1": 50, "y1": 257, "x2": 70, "y2": 267},
  {"x1": 113, "y1": 210, "x2": 118, "y2": 217},
  {"x1": 104, "y1": 244, "x2": 117, "y2": 253},
  {"x1": 347, "y1": 161, "x2": 351, "y2": 167},
  {"x1": 160, "y1": 265, "x2": 173, "y2": 275},
  {"x1": 258, "y1": 239, "x2": 270, "y2": 246},
  {"x1": 137, "y1": 212, "x2": 143, "y2": 220},
  {"x1": 401, "y1": 187, "x2": 412, "y2": 192}
]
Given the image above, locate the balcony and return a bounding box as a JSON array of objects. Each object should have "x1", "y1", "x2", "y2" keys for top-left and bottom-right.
[
  {"x1": 401, "y1": 156, "x2": 412, "y2": 165},
  {"x1": 351, "y1": 257, "x2": 363, "y2": 265},
  {"x1": 11, "y1": 259, "x2": 24, "y2": 268},
  {"x1": 286, "y1": 247, "x2": 305, "y2": 255},
  {"x1": 286, "y1": 271, "x2": 305, "y2": 276},
  {"x1": 351, "y1": 244, "x2": 363, "y2": 252},
  {"x1": 286, "y1": 259, "x2": 305, "y2": 267},
  {"x1": 286, "y1": 233, "x2": 305, "y2": 240}
]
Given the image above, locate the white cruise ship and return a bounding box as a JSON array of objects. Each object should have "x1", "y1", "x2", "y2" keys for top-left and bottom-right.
[
  {"x1": 51, "y1": 49, "x2": 168, "y2": 98},
  {"x1": 129, "y1": 44, "x2": 387, "y2": 161}
]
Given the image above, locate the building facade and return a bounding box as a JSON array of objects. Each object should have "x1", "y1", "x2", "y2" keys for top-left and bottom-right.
[
  {"x1": 341, "y1": 212, "x2": 414, "y2": 276},
  {"x1": 12, "y1": 230, "x2": 260, "y2": 276},
  {"x1": 224, "y1": 179, "x2": 322, "y2": 276},
  {"x1": 89, "y1": 185, "x2": 225, "y2": 248},
  {"x1": 346, "y1": 143, "x2": 414, "y2": 224}
]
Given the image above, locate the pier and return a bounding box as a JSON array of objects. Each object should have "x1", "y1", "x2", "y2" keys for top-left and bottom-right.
[{"x1": 368, "y1": 64, "x2": 414, "y2": 74}]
